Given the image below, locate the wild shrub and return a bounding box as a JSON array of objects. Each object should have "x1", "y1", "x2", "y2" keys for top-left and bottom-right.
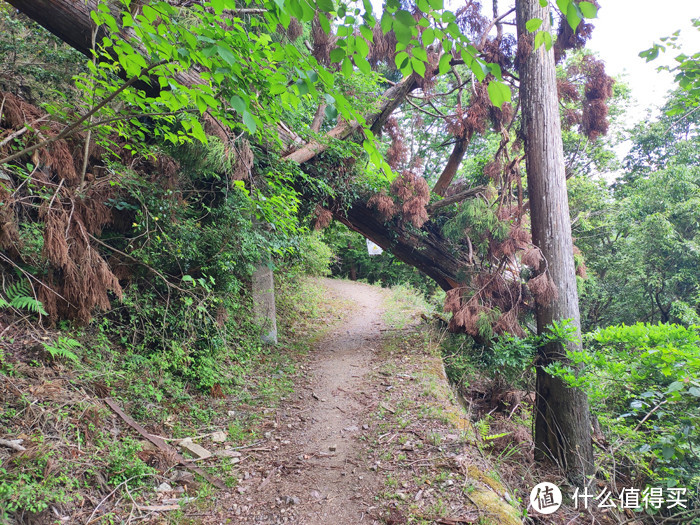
[{"x1": 548, "y1": 323, "x2": 700, "y2": 493}]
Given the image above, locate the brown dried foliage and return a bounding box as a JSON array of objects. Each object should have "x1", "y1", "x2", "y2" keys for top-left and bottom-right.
[
  {"x1": 312, "y1": 204, "x2": 333, "y2": 230},
  {"x1": 527, "y1": 271, "x2": 558, "y2": 306},
  {"x1": 554, "y1": 17, "x2": 595, "y2": 64},
  {"x1": 384, "y1": 117, "x2": 409, "y2": 170},
  {"x1": 520, "y1": 246, "x2": 543, "y2": 270},
  {"x1": 580, "y1": 56, "x2": 615, "y2": 139},
  {"x1": 285, "y1": 18, "x2": 303, "y2": 41},
  {"x1": 312, "y1": 13, "x2": 333, "y2": 66},
  {"x1": 367, "y1": 192, "x2": 397, "y2": 221},
  {"x1": 557, "y1": 78, "x2": 580, "y2": 103},
  {"x1": 494, "y1": 308, "x2": 525, "y2": 337},
  {"x1": 368, "y1": 23, "x2": 398, "y2": 68},
  {"x1": 455, "y1": 1, "x2": 487, "y2": 39},
  {"x1": 0, "y1": 91, "x2": 189, "y2": 323}
]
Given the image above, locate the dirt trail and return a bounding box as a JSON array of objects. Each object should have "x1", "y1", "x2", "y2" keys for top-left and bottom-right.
[{"x1": 209, "y1": 278, "x2": 387, "y2": 524}]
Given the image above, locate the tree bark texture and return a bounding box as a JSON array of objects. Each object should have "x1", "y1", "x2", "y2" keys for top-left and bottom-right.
[
  {"x1": 516, "y1": 0, "x2": 594, "y2": 484},
  {"x1": 432, "y1": 138, "x2": 469, "y2": 196},
  {"x1": 252, "y1": 261, "x2": 278, "y2": 345},
  {"x1": 333, "y1": 203, "x2": 464, "y2": 291}
]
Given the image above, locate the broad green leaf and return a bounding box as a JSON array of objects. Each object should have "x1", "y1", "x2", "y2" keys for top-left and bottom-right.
[
  {"x1": 421, "y1": 27, "x2": 435, "y2": 46},
  {"x1": 411, "y1": 57, "x2": 426, "y2": 77},
  {"x1": 341, "y1": 56, "x2": 353, "y2": 76},
  {"x1": 487, "y1": 80, "x2": 511, "y2": 107},
  {"x1": 395, "y1": 51, "x2": 410, "y2": 69},
  {"x1": 217, "y1": 45, "x2": 236, "y2": 66},
  {"x1": 395, "y1": 10, "x2": 417, "y2": 27},
  {"x1": 354, "y1": 54, "x2": 371, "y2": 74},
  {"x1": 438, "y1": 53, "x2": 451, "y2": 75},
  {"x1": 380, "y1": 12, "x2": 393, "y2": 34},
  {"x1": 393, "y1": 20, "x2": 412, "y2": 44},
  {"x1": 355, "y1": 36, "x2": 370, "y2": 56},
  {"x1": 412, "y1": 47, "x2": 428, "y2": 62},
  {"x1": 360, "y1": 25, "x2": 374, "y2": 42},
  {"x1": 329, "y1": 47, "x2": 346, "y2": 63},
  {"x1": 295, "y1": 78, "x2": 309, "y2": 95},
  {"x1": 487, "y1": 62, "x2": 502, "y2": 80},
  {"x1": 578, "y1": 1, "x2": 597, "y2": 18},
  {"x1": 428, "y1": 0, "x2": 443, "y2": 10},
  {"x1": 210, "y1": 0, "x2": 225, "y2": 14},
  {"x1": 242, "y1": 110, "x2": 257, "y2": 133},
  {"x1": 318, "y1": 13, "x2": 331, "y2": 33},
  {"x1": 566, "y1": 2, "x2": 581, "y2": 31},
  {"x1": 416, "y1": 0, "x2": 429, "y2": 13},
  {"x1": 534, "y1": 30, "x2": 545, "y2": 50},
  {"x1": 324, "y1": 104, "x2": 338, "y2": 120},
  {"x1": 539, "y1": 0, "x2": 547, "y2": 6},
  {"x1": 229, "y1": 95, "x2": 246, "y2": 114},
  {"x1": 526, "y1": 18, "x2": 543, "y2": 33},
  {"x1": 316, "y1": 0, "x2": 334, "y2": 13}
]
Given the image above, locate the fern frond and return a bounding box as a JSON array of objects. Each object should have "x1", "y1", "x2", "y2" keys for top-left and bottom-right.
[
  {"x1": 43, "y1": 337, "x2": 81, "y2": 363},
  {"x1": 10, "y1": 295, "x2": 49, "y2": 316},
  {"x1": 6, "y1": 281, "x2": 30, "y2": 301},
  {"x1": 0, "y1": 296, "x2": 10, "y2": 309}
]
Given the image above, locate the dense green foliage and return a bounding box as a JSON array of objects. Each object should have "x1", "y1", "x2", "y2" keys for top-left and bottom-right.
[{"x1": 549, "y1": 323, "x2": 700, "y2": 492}]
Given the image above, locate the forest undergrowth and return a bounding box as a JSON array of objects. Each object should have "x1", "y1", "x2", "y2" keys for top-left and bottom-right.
[{"x1": 0, "y1": 274, "x2": 345, "y2": 524}]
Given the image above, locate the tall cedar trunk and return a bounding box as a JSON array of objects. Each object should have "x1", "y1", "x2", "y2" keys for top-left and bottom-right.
[{"x1": 516, "y1": 0, "x2": 594, "y2": 484}]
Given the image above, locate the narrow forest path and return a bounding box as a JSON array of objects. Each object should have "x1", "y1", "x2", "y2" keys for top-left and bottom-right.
[
  {"x1": 203, "y1": 278, "x2": 522, "y2": 525},
  {"x1": 206, "y1": 279, "x2": 387, "y2": 524}
]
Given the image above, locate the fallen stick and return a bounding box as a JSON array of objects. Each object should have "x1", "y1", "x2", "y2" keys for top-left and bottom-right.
[
  {"x1": 104, "y1": 397, "x2": 227, "y2": 490},
  {"x1": 0, "y1": 438, "x2": 26, "y2": 452}
]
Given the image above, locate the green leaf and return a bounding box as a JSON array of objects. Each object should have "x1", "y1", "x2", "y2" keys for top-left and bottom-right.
[
  {"x1": 229, "y1": 95, "x2": 246, "y2": 114},
  {"x1": 566, "y1": 2, "x2": 581, "y2": 31},
  {"x1": 341, "y1": 56, "x2": 353, "y2": 76},
  {"x1": 428, "y1": 0, "x2": 443, "y2": 10},
  {"x1": 411, "y1": 57, "x2": 426, "y2": 77},
  {"x1": 360, "y1": 25, "x2": 374, "y2": 42},
  {"x1": 354, "y1": 53, "x2": 371, "y2": 74},
  {"x1": 393, "y1": 20, "x2": 412, "y2": 44},
  {"x1": 526, "y1": 18, "x2": 543, "y2": 32},
  {"x1": 662, "y1": 445, "x2": 675, "y2": 460},
  {"x1": 324, "y1": 104, "x2": 338, "y2": 120},
  {"x1": 666, "y1": 381, "x2": 684, "y2": 394},
  {"x1": 217, "y1": 45, "x2": 236, "y2": 66},
  {"x1": 539, "y1": 0, "x2": 548, "y2": 6},
  {"x1": 412, "y1": 47, "x2": 428, "y2": 62},
  {"x1": 318, "y1": 12, "x2": 331, "y2": 33},
  {"x1": 316, "y1": 0, "x2": 334, "y2": 13},
  {"x1": 578, "y1": 1, "x2": 597, "y2": 18},
  {"x1": 210, "y1": 0, "x2": 225, "y2": 14},
  {"x1": 438, "y1": 53, "x2": 451, "y2": 75},
  {"x1": 242, "y1": 110, "x2": 257, "y2": 133},
  {"x1": 395, "y1": 51, "x2": 410, "y2": 70},
  {"x1": 380, "y1": 12, "x2": 393, "y2": 34},
  {"x1": 421, "y1": 27, "x2": 435, "y2": 46},
  {"x1": 395, "y1": 9, "x2": 417, "y2": 27},
  {"x1": 487, "y1": 80, "x2": 511, "y2": 107},
  {"x1": 534, "y1": 30, "x2": 545, "y2": 50},
  {"x1": 355, "y1": 36, "x2": 370, "y2": 56},
  {"x1": 688, "y1": 387, "x2": 700, "y2": 397},
  {"x1": 329, "y1": 47, "x2": 346, "y2": 63}
]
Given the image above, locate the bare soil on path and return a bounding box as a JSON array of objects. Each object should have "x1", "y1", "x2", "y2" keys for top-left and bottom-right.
[{"x1": 206, "y1": 278, "x2": 388, "y2": 525}]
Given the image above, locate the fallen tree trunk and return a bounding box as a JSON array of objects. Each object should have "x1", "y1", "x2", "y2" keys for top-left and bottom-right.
[
  {"x1": 6, "y1": 0, "x2": 470, "y2": 293},
  {"x1": 334, "y1": 202, "x2": 465, "y2": 291}
]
